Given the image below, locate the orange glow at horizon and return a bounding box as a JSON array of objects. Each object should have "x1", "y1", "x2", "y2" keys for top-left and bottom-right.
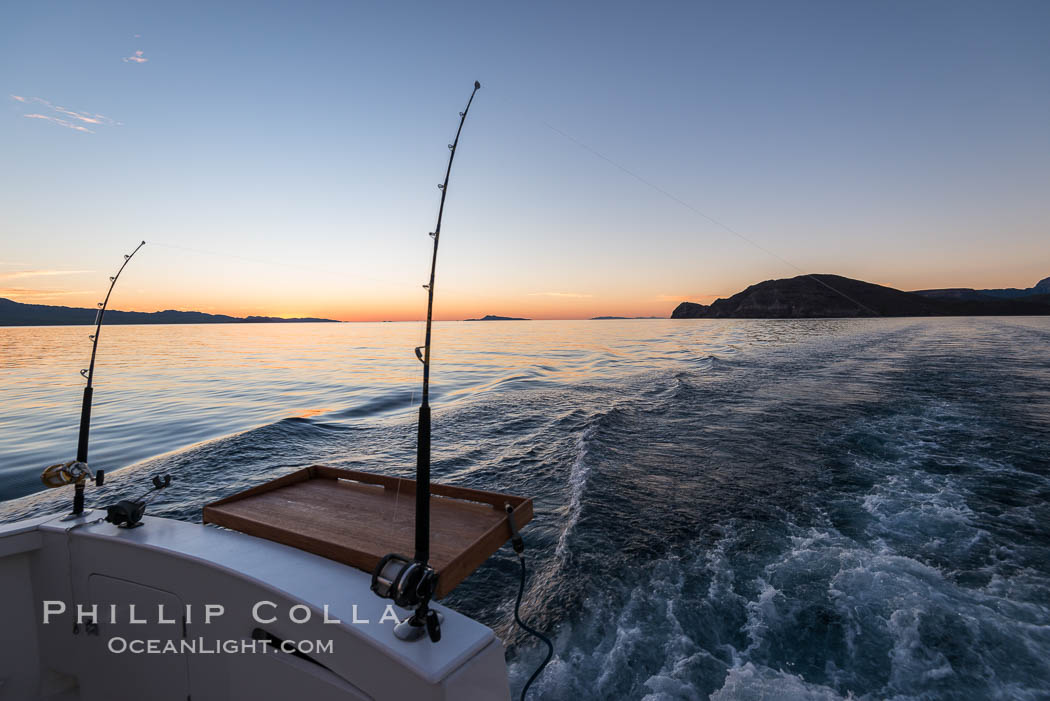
[
  {"x1": 4, "y1": 228, "x2": 1048, "y2": 323},
  {"x1": 0, "y1": 288, "x2": 696, "y2": 322},
  {"x1": 7, "y1": 265, "x2": 1050, "y2": 322}
]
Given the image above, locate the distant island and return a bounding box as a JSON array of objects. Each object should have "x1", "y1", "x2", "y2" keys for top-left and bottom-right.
[
  {"x1": 671, "y1": 275, "x2": 1050, "y2": 319},
  {"x1": 464, "y1": 315, "x2": 530, "y2": 321},
  {"x1": 912, "y1": 277, "x2": 1050, "y2": 301},
  {"x1": 0, "y1": 298, "x2": 340, "y2": 326}
]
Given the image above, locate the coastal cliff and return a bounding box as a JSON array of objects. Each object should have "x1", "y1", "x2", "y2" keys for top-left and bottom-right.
[{"x1": 671, "y1": 275, "x2": 1050, "y2": 319}]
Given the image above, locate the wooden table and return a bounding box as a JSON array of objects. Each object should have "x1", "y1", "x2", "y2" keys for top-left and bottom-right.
[{"x1": 203, "y1": 465, "x2": 533, "y2": 598}]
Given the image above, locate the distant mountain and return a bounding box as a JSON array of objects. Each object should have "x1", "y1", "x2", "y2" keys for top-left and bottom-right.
[
  {"x1": 0, "y1": 298, "x2": 340, "y2": 326},
  {"x1": 912, "y1": 276, "x2": 1050, "y2": 301},
  {"x1": 671, "y1": 275, "x2": 1050, "y2": 319},
  {"x1": 464, "y1": 315, "x2": 530, "y2": 321}
]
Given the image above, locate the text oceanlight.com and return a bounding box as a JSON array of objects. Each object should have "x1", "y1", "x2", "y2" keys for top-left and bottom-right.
[{"x1": 107, "y1": 637, "x2": 333, "y2": 655}]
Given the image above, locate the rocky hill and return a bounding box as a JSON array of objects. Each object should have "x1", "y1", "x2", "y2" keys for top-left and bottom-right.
[
  {"x1": 463, "y1": 315, "x2": 530, "y2": 321},
  {"x1": 671, "y1": 275, "x2": 1050, "y2": 318}
]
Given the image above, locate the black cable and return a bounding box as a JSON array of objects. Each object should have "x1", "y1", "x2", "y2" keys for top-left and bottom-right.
[{"x1": 514, "y1": 555, "x2": 553, "y2": 701}]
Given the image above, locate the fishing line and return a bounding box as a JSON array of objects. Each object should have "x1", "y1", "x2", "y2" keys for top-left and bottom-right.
[
  {"x1": 537, "y1": 121, "x2": 877, "y2": 315},
  {"x1": 480, "y1": 86, "x2": 881, "y2": 316}
]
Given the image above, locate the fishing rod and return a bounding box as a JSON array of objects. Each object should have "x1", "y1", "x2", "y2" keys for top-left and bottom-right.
[
  {"x1": 41, "y1": 240, "x2": 146, "y2": 518},
  {"x1": 370, "y1": 81, "x2": 481, "y2": 643},
  {"x1": 417, "y1": 80, "x2": 481, "y2": 565},
  {"x1": 368, "y1": 85, "x2": 552, "y2": 696}
]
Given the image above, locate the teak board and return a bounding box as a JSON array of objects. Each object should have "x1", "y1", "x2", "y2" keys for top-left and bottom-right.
[{"x1": 202, "y1": 465, "x2": 533, "y2": 598}]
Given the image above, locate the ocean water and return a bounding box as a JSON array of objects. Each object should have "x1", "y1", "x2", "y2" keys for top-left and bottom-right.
[{"x1": 1, "y1": 318, "x2": 1049, "y2": 699}]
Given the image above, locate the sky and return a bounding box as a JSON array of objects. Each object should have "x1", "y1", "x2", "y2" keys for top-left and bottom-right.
[{"x1": 2, "y1": 0, "x2": 1048, "y2": 321}]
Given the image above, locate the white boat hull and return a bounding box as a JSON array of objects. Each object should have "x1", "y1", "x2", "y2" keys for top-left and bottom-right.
[{"x1": 0, "y1": 512, "x2": 511, "y2": 700}]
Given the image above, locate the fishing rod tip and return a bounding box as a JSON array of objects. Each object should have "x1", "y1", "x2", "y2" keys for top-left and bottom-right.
[{"x1": 474, "y1": 80, "x2": 481, "y2": 90}]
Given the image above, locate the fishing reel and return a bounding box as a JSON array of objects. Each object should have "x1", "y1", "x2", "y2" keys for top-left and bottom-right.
[
  {"x1": 371, "y1": 554, "x2": 441, "y2": 642},
  {"x1": 41, "y1": 460, "x2": 103, "y2": 489},
  {"x1": 105, "y1": 474, "x2": 172, "y2": 528},
  {"x1": 371, "y1": 554, "x2": 437, "y2": 608},
  {"x1": 41, "y1": 461, "x2": 105, "y2": 520}
]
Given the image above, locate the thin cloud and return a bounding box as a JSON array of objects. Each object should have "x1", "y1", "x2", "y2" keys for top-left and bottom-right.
[
  {"x1": 123, "y1": 50, "x2": 148, "y2": 64},
  {"x1": 12, "y1": 96, "x2": 117, "y2": 125},
  {"x1": 528, "y1": 291, "x2": 594, "y2": 298},
  {"x1": 12, "y1": 95, "x2": 120, "y2": 133},
  {"x1": 0, "y1": 269, "x2": 94, "y2": 280},
  {"x1": 0, "y1": 287, "x2": 83, "y2": 301},
  {"x1": 24, "y1": 114, "x2": 93, "y2": 133}
]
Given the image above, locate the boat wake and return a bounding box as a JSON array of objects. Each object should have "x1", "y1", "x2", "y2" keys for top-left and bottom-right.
[{"x1": 3, "y1": 318, "x2": 1049, "y2": 699}]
